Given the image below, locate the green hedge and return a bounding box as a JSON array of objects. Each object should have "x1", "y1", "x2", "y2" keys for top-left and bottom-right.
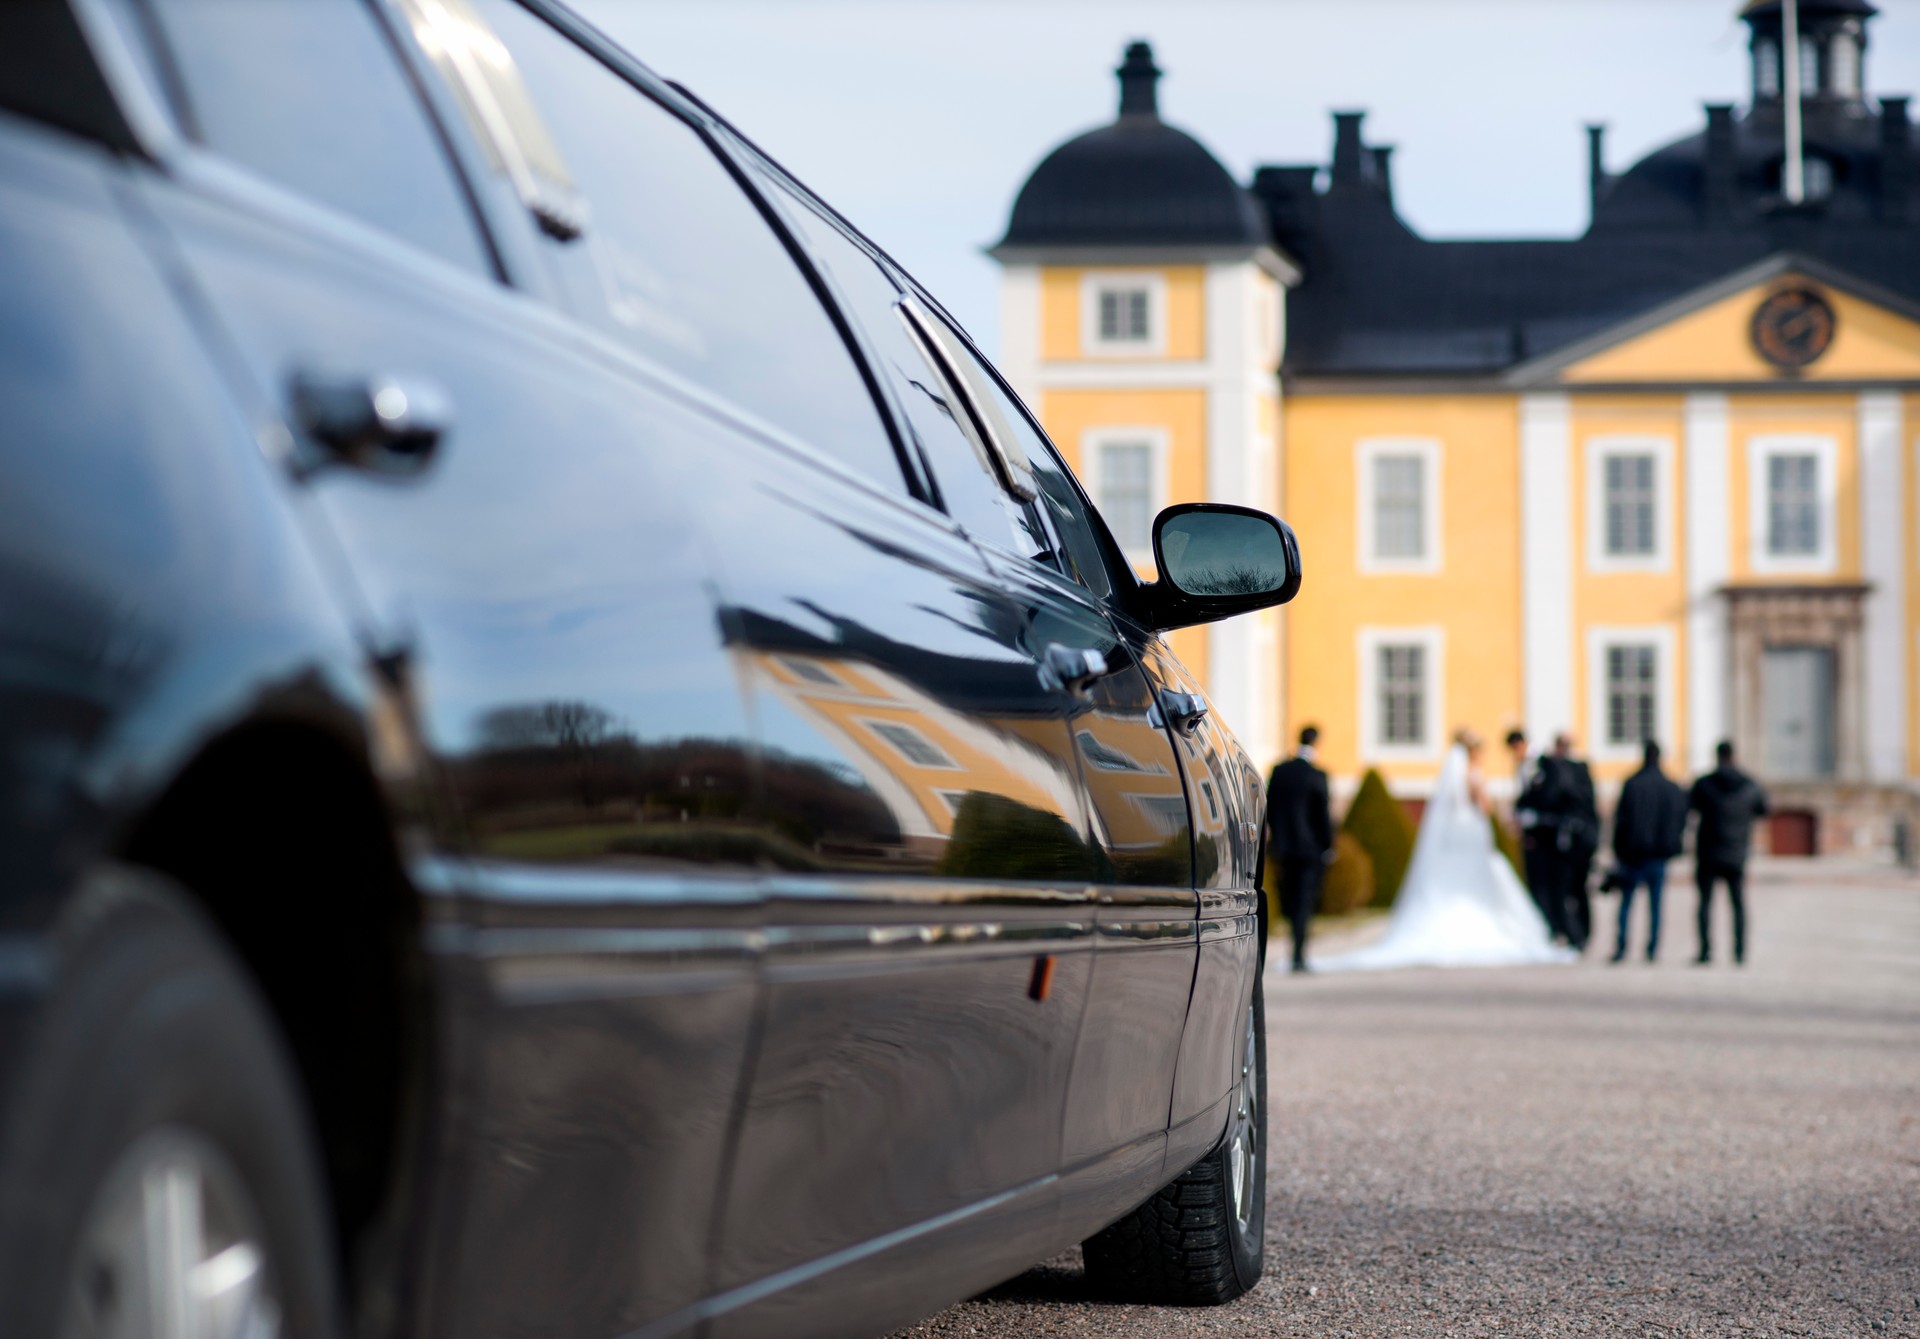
[
  {"x1": 1342, "y1": 768, "x2": 1417, "y2": 907},
  {"x1": 1319, "y1": 831, "x2": 1377, "y2": 916},
  {"x1": 1492, "y1": 813, "x2": 1527, "y2": 881}
]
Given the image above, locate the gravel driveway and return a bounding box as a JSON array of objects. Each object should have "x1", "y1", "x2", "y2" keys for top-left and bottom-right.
[{"x1": 894, "y1": 859, "x2": 1920, "y2": 1338}]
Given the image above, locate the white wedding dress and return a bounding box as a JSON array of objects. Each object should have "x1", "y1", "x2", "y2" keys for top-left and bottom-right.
[{"x1": 1315, "y1": 745, "x2": 1575, "y2": 971}]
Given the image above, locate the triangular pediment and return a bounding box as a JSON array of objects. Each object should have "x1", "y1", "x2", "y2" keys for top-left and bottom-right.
[{"x1": 1509, "y1": 254, "x2": 1920, "y2": 387}]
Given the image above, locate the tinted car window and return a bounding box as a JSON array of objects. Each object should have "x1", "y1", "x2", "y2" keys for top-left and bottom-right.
[
  {"x1": 470, "y1": 0, "x2": 905, "y2": 492},
  {"x1": 141, "y1": 0, "x2": 491, "y2": 276},
  {"x1": 767, "y1": 191, "x2": 1037, "y2": 550}
]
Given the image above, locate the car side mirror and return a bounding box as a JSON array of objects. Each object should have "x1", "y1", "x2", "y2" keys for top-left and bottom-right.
[{"x1": 1139, "y1": 503, "x2": 1301, "y2": 631}]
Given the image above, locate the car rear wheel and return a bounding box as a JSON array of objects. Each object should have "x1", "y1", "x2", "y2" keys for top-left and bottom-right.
[
  {"x1": 0, "y1": 868, "x2": 343, "y2": 1339},
  {"x1": 1082, "y1": 977, "x2": 1267, "y2": 1305}
]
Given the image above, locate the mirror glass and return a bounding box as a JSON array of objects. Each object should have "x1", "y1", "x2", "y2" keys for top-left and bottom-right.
[{"x1": 1157, "y1": 510, "x2": 1290, "y2": 597}]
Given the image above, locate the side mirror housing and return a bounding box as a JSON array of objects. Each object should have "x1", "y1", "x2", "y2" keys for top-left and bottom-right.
[{"x1": 1138, "y1": 503, "x2": 1302, "y2": 632}]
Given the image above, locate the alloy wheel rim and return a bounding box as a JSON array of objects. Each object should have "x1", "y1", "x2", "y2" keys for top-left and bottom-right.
[
  {"x1": 1227, "y1": 1000, "x2": 1259, "y2": 1234},
  {"x1": 63, "y1": 1127, "x2": 283, "y2": 1339}
]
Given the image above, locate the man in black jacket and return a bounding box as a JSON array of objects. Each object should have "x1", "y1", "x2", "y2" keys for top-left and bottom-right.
[
  {"x1": 1609, "y1": 740, "x2": 1688, "y2": 963},
  {"x1": 1266, "y1": 725, "x2": 1334, "y2": 973},
  {"x1": 1515, "y1": 735, "x2": 1573, "y2": 943},
  {"x1": 1689, "y1": 740, "x2": 1769, "y2": 965},
  {"x1": 1555, "y1": 733, "x2": 1600, "y2": 952}
]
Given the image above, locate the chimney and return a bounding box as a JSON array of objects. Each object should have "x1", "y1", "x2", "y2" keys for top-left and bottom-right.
[
  {"x1": 1370, "y1": 145, "x2": 1396, "y2": 206},
  {"x1": 1586, "y1": 124, "x2": 1608, "y2": 218},
  {"x1": 1331, "y1": 110, "x2": 1367, "y2": 187},
  {"x1": 1882, "y1": 96, "x2": 1912, "y2": 223},
  {"x1": 1116, "y1": 41, "x2": 1161, "y2": 119},
  {"x1": 1704, "y1": 105, "x2": 1737, "y2": 221}
]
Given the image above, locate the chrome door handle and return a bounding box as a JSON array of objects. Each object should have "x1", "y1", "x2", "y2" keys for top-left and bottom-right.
[
  {"x1": 1153, "y1": 689, "x2": 1209, "y2": 736},
  {"x1": 290, "y1": 370, "x2": 450, "y2": 476},
  {"x1": 1040, "y1": 642, "x2": 1109, "y2": 697}
]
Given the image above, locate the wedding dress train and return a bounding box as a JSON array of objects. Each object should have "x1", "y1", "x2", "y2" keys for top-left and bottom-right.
[{"x1": 1315, "y1": 744, "x2": 1575, "y2": 971}]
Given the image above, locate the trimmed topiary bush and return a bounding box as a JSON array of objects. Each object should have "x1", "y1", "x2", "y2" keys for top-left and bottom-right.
[
  {"x1": 1318, "y1": 831, "x2": 1376, "y2": 916},
  {"x1": 1492, "y1": 812, "x2": 1526, "y2": 882},
  {"x1": 1342, "y1": 768, "x2": 1417, "y2": 907}
]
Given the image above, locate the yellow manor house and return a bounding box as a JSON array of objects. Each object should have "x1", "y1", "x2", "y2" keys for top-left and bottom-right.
[{"x1": 992, "y1": 2, "x2": 1920, "y2": 853}]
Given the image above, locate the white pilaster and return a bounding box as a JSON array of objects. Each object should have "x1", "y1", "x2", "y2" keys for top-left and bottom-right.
[
  {"x1": 1203, "y1": 263, "x2": 1256, "y2": 752},
  {"x1": 996, "y1": 263, "x2": 1041, "y2": 405},
  {"x1": 1859, "y1": 391, "x2": 1905, "y2": 781},
  {"x1": 1683, "y1": 393, "x2": 1731, "y2": 774},
  {"x1": 1521, "y1": 393, "x2": 1574, "y2": 743}
]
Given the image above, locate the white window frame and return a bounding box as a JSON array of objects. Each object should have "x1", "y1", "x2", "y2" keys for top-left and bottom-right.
[
  {"x1": 1081, "y1": 425, "x2": 1168, "y2": 567},
  {"x1": 1748, "y1": 434, "x2": 1838, "y2": 575},
  {"x1": 860, "y1": 718, "x2": 960, "y2": 771},
  {"x1": 1080, "y1": 271, "x2": 1167, "y2": 357},
  {"x1": 1356, "y1": 437, "x2": 1442, "y2": 574},
  {"x1": 1586, "y1": 625, "x2": 1677, "y2": 764},
  {"x1": 1585, "y1": 434, "x2": 1673, "y2": 573},
  {"x1": 1358, "y1": 626, "x2": 1445, "y2": 761}
]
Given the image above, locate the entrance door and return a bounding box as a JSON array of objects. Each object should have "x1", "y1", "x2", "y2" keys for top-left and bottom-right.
[{"x1": 1762, "y1": 646, "x2": 1836, "y2": 778}]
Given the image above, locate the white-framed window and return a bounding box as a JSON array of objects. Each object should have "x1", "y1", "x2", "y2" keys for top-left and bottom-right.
[
  {"x1": 862, "y1": 718, "x2": 958, "y2": 770},
  {"x1": 777, "y1": 655, "x2": 842, "y2": 687},
  {"x1": 1585, "y1": 434, "x2": 1672, "y2": 573},
  {"x1": 1082, "y1": 425, "x2": 1167, "y2": 565},
  {"x1": 1356, "y1": 437, "x2": 1442, "y2": 574},
  {"x1": 1586, "y1": 626, "x2": 1676, "y2": 764},
  {"x1": 1829, "y1": 32, "x2": 1861, "y2": 98},
  {"x1": 1080, "y1": 271, "x2": 1167, "y2": 356},
  {"x1": 1748, "y1": 434, "x2": 1838, "y2": 574},
  {"x1": 1755, "y1": 38, "x2": 1781, "y2": 98},
  {"x1": 1358, "y1": 627, "x2": 1445, "y2": 760}
]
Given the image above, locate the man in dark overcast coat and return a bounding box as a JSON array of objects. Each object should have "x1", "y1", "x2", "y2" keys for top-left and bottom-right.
[
  {"x1": 1689, "y1": 740, "x2": 1769, "y2": 964},
  {"x1": 1609, "y1": 740, "x2": 1688, "y2": 963},
  {"x1": 1267, "y1": 724, "x2": 1334, "y2": 973}
]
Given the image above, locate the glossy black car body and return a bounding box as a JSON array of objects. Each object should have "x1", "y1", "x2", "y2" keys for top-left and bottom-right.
[{"x1": 0, "y1": 3, "x2": 1297, "y2": 1335}]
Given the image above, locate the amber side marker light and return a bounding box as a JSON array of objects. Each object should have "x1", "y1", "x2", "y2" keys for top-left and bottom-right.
[{"x1": 1027, "y1": 955, "x2": 1057, "y2": 1002}]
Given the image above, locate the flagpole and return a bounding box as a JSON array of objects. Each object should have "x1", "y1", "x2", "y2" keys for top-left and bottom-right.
[{"x1": 1783, "y1": 0, "x2": 1805, "y2": 203}]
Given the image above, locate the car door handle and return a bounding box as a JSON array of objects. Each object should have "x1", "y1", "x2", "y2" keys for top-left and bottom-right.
[
  {"x1": 1152, "y1": 689, "x2": 1209, "y2": 736},
  {"x1": 290, "y1": 370, "x2": 450, "y2": 476},
  {"x1": 1040, "y1": 642, "x2": 1110, "y2": 697}
]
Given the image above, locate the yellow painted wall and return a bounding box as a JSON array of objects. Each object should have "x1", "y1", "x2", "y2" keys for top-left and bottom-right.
[
  {"x1": 1280, "y1": 395, "x2": 1524, "y2": 785},
  {"x1": 1569, "y1": 397, "x2": 1690, "y2": 780},
  {"x1": 1725, "y1": 394, "x2": 1860, "y2": 582},
  {"x1": 1563, "y1": 276, "x2": 1920, "y2": 384},
  {"x1": 1039, "y1": 265, "x2": 1207, "y2": 362},
  {"x1": 1041, "y1": 386, "x2": 1212, "y2": 681}
]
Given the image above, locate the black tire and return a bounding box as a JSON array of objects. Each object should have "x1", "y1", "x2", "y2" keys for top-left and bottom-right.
[
  {"x1": 0, "y1": 866, "x2": 344, "y2": 1338},
  {"x1": 1082, "y1": 977, "x2": 1267, "y2": 1305}
]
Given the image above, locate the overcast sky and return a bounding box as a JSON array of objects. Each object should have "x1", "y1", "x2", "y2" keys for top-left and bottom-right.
[{"x1": 577, "y1": 1, "x2": 1920, "y2": 355}]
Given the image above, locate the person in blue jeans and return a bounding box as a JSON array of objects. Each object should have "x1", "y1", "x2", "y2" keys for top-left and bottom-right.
[{"x1": 1608, "y1": 740, "x2": 1688, "y2": 963}]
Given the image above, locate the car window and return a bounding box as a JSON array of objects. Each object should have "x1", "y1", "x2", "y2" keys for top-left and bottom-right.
[
  {"x1": 917, "y1": 311, "x2": 1120, "y2": 598},
  {"x1": 764, "y1": 189, "x2": 1040, "y2": 553},
  {"x1": 465, "y1": 0, "x2": 906, "y2": 493},
  {"x1": 137, "y1": 0, "x2": 492, "y2": 277}
]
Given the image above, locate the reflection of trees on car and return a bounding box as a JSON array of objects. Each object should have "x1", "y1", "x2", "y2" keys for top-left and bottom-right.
[{"x1": 940, "y1": 791, "x2": 1106, "y2": 881}]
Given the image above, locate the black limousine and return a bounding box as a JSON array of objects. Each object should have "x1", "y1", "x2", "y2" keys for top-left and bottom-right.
[{"x1": 0, "y1": 2, "x2": 1301, "y2": 1336}]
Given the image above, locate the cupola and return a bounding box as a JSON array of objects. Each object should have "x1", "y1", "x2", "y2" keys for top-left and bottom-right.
[
  {"x1": 1742, "y1": 0, "x2": 1878, "y2": 109},
  {"x1": 993, "y1": 41, "x2": 1269, "y2": 252}
]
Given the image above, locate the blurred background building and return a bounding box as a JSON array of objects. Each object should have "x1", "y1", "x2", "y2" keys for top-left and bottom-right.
[{"x1": 996, "y1": 0, "x2": 1920, "y2": 854}]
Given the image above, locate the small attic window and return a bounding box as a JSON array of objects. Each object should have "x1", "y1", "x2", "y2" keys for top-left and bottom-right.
[
  {"x1": 1082, "y1": 272, "x2": 1167, "y2": 355},
  {"x1": 1804, "y1": 155, "x2": 1835, "y2": 200},
  {"x1": 1755, "y1": 39, "x2": 1780, "y2": 98},
  {"x1": 1829, "y1": 31, "x2": 1861, "y2": 98}
]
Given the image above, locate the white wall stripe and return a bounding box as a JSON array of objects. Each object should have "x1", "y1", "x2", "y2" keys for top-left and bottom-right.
[
  {"x1": 1683, "y1": 393, "x2": 1731, "y2": 775},
  {"x1": 1858, "y1": 391, "x2": 1905, "y2": 781},
  {"x1": 1521, "y1": 393, "x2": 1574, "y2": 743},
  {"x1": 996, "y1": 264, "x2": 1041, "y2": 407}
]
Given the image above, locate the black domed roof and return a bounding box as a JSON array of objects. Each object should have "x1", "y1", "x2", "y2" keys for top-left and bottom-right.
[{"x1": 996, "y1": 43, "x2": 1269, "y2": 251}]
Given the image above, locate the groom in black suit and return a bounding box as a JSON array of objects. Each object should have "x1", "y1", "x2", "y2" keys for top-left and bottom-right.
[{"x1": 1267, "y1": 725, "x2": 1335, "y2": 973}]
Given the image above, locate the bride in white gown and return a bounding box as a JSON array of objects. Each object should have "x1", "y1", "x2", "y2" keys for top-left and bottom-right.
[{"x1": 1316, "y1": 731, "x2": 1575, "y2": 971}]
